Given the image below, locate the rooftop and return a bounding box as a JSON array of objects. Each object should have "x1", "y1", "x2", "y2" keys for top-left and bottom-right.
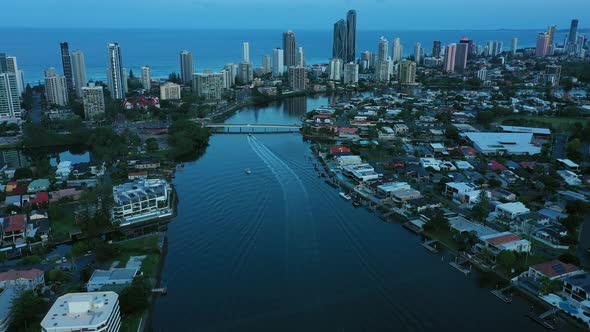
[
  {"x1": 499, "y1": 125, "x2": 551, "y2": 135},
  {"x1": 481, "y1": 232, "x2": 522, "y2": 245},
  {"x1": 463, "y1": 132, "x2": 541, "y2": 155},
  {"x1": 41, "y1": 292, "x2": 119, "y2": 330},
  {"x1": 531, "y1": 259, "x2": 579, "y2": 278},
  {"x1": 0, "y1": 268, "x2": 43, "y2": 281},
  {"x1": 89, "y1": 268, "x2": 138, "y2": 284}
]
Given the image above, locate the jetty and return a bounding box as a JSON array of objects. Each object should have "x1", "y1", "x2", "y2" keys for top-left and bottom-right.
[
  {"x1": 491, "y1": 285, "x2": 513, "y2": 303},
  {"x1": 151, "y1": 287, "x2": 168, "y2": 295},
  {"x1": 527, "y1": 308, "x2": 558, "y2": 330},
  {"x1": 421, "y1": 239, "x2": 439, "y2": 253},
  {"x1": 449, "y1": 256, "x2": 471, "y2": 276}
]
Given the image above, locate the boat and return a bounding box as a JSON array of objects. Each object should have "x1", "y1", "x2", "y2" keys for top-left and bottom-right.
[
  {"x1": 176, "y1": 163, "x2": 185, "y2": 171},
  {"x1": 352, "y1": 201, "x2": 361, "y2": 207},
  {"x1": 339, "y1": 192, "x2": 352, "y2": 200},
  {"x1": 245, "y1": 168, "x2": 252, "y2": 174}
]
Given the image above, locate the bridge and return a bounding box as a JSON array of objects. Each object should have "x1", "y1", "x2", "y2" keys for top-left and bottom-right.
[{"x1": 203, "y1": 123, "x2": 302, "y2": 134}]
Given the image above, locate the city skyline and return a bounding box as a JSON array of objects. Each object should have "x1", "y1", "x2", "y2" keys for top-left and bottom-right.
[{"x1": 2, "y1": 0, "x2": 589, "y2": 30}]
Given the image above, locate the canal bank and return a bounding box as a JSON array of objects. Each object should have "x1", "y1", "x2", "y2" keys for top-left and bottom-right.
[{"x1": 151, "y1": 94, "x2": 579, "y2": 331}]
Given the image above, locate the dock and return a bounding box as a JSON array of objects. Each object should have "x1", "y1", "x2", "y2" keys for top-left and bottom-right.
[
  {"x1": 449, "y1": 256, "x2": 471, "y2": 276},
  {"x1": 403, "y1": 222, "x2": 423, "y2": 234},
  {"x1": 151, "y1": 287, "x2": 168, "y2": 295},
  {"x1": 491, "y1": 285, "x2": 513, "y2": 303},
  {"x1": 527, "y1": 308, "x2": 558, "y2": 330},
  {"x1": 421, "y1": 240, "x2": 439, "y2": 253}
]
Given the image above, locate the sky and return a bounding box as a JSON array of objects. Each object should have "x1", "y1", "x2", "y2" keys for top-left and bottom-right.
[{"x1": 2, "y1": 0, "x2": 589, "y2": 30}]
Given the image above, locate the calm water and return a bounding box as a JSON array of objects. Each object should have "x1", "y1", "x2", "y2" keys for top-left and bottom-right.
[
  {"x1": 151, "y1": 95, "x2": 578, "y2": 331},
  {"x1": 1, "y1": 28, "x2": 568, "y2": 83}
]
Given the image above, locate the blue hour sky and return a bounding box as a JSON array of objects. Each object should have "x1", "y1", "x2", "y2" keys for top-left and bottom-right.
[{"x1": 2, "y1": 0, "x2": 588, "y2": 30}]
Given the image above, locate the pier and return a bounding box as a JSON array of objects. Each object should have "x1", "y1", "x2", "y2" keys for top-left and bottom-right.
[
  {"x1": 491, "y1": 285, "x2": 513, "y2": 303},
  {"x1": 449, "y1": 256, "x2": 471, "y2": 276},
  {"x1": 527, "y1": 308, "x2": 558, "y2": 330},
  {"x1": 151, "y1": 287, "x2": 168, "y2": 295},
  {"x1": 421, "y1": 239, "x2": 439, "y2": 253}
]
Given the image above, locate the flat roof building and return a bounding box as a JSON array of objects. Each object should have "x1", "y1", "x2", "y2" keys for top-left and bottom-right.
[
  {"x1": 112, "y1": 179, "x2": 172, "y2": 225},
  {"x1": 462, "y1": 132, "x2": 541, "y2": 155},
  {"x1": 87, "y1": 268, "x2": 139, "y2": 292},
  {"x1": 41, "y1": 292, "x2": 121, "y2": 332}
]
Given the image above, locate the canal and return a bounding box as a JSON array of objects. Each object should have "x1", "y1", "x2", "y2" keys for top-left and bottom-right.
[{"x1": 152, "y1": 94, "x2": 579, "y2": 331}]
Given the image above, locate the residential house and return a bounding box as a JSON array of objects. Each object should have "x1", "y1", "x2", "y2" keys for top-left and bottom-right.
[
  {"x1": 528, "y1": 260, "x2": 580, "y2": 281},
  {"x1": 479, "y1": 231, "x2": 532, "y2": 253},
  {"x1": 56, "y1": 161, "x2": 73, "y2": 179},
  {"x1": 1, "y1": 214, "x2": 26, "y2": 243},
  {"x1": 86, "y1": 268, "x2": 139, "y2": 292},
  {"x1": 495, "y1": 202, "x2": 530, "y2": 220},
  {"x1": 27, "y1": 179, "x2": 50, "y2": 193},
  {"x1": 0, "y1": 268, "x2": 44, "y2": 290}
]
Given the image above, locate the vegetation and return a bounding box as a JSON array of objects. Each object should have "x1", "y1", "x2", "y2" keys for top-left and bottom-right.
[
  {"x1": 167, "y1": 119, "x2": 210, "y2": 160},
  {"x1": 119, "y1": 276, "x2": 151, "y2": 315},
  {"x1": 9, "y1": 289, "x2": 48, "y2": 331}
]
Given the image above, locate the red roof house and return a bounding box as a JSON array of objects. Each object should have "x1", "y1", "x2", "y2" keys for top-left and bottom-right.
[{"x1": 529, "y1": 259, "x2": 580, "y2": 280}]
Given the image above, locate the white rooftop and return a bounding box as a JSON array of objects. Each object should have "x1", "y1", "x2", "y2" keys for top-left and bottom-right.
[
  {"x1": 446, "y1": 182, "x2": 479, "y2": 193},
  {"x1": 463, "y1": 132, "x2": 541, "y2": 155},
  {"x1": 496, "y1": 202, "x2": 530, "y2": 214},
  {"x1": 499, "y1": 125, "x2": 551, "y2": 135},
  {"x1": 41, "y1": 292, "x2": 119, "y2": 330},
  {"x1": 557, "y1": 159, "x2": 580, "y2": 168}
]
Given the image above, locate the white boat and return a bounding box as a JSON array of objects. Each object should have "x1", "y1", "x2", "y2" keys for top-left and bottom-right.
[
  {"x1": 245, "y1": 168, "x2": 252, "y2": 175},
  {"x1": 339, "y1": 192, "x2": 352, "y2": 200}
]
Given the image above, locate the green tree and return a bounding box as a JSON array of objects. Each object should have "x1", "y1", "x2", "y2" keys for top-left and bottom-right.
[
  {"x1": 47, "y1": 268, "x2": 71, "y2": 283},
  {"x1": 145, "y1": 138, "x2": 159, "y2": 152},
  {"x1": 566, "y1": 138, "x2": 581, "y2": 161},
  {"x1": 119, "y1": 276, "x2": 151, "y2": 315},
  {"x1": 168, "y1": 120, "x2": 210, "y2": 160},
  {"x1": 10, "y1": 289, "x2": 48, "y2": 330},
  {"x1": 471, "y1": 190, "x2": 491, "y2": 222},
  {"x1": 496, "y1": 250, "x2": 517, "y2": 270}
]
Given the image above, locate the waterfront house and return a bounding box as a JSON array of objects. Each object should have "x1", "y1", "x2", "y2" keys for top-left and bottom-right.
[
  {"x1": 27, "y1": 179, "x2": 50, "y2": 193},
  {"x1": 86, "y1": 268, "x2": 139, "y2": 292},
  {"x1": 336, "y1": 155, "x2": 362, "y2": 167},
  {"x1": 562, "y1": 273, "x2": 590, "y2": 316},
  {"x1": 330, "y1": 146, "x2": 351, "y2": 156},
  {"x1": 0, "y1": 268, "x2": 44, "y2": 290},
  {"x1": 341, "y1": 164, "x2": 381, "y2": 182},
  {"x1": 528, "y1": 260, "x2": 580, "y2": 281},
  {"x1": 479, "y1": 232, "x2": 532, "y2": 254},
  {"x1": 404, "y1": 198, "x2": 441, "y2": 213}
]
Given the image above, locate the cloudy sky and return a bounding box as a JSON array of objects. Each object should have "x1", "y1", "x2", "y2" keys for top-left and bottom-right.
[{"x1": 3, "y1": 0, "x2": 588, "y2": 30}]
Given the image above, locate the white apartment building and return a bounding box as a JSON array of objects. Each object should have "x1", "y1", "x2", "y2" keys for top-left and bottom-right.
[
  {"x1": 160, "y1": 82, "x2": 181, "y2": 100},
  {"x1": 81, "y1": 83, "x2": 105, "y2": 120},
  {"x1": 112, "y1": 179, "x2": 172, "y2": 224},
  {"x1": 41, "y1": 292, "x2": 121, "y2": 332}
]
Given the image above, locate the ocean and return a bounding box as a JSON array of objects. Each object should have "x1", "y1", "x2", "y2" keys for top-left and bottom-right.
[{"x1": 1, "y1": 28, "x2": 568, "y2": 84}]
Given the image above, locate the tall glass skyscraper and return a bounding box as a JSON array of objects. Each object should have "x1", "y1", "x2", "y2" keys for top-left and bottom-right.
[
  {"x1": 332, "y1": 19, "x2": 347, "y2": 60},
  {"x1": 179, "y1": 50, "x2": 194, "y2": 85},
  {"x1": 346, "y1": 10, "x2": 357, "y2": 63},
  {"x1": 106, "y1": 42, "x2": 127, "y2": 99},
  {"x1": 283, "y1": 31, "x2": 297, "y2": 68},
  {"x1": 60, "y1": 42, "x2": 74, "y2": 91}
]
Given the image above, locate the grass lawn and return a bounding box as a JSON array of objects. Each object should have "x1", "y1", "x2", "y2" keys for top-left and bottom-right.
[
  {"x1": 498, "y1": 115, "x2": 587, "y2": 132},
  {"x1": 120, "y1": 313, "x2": 142, "y2": 332},
  {"x1": 113, "y1": 235, "x2": 161, "y2": 277},
  {"x1": 423, "y1": 228, "x2": 462, "y2": 252},
  {"x1": 50, "y1": 208, "x2": 80, "y2": 236}
]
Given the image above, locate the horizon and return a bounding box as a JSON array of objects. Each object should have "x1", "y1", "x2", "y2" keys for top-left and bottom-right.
[{"x1": 2, "y1": 0, "x2": 589, "y2": 30}]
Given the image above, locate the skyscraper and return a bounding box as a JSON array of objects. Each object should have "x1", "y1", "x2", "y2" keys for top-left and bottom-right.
[
  {"x1": 328, "y1": 58, "x2": 343, "y2": 81},
  {"x1": 455, "y1": 38, "x2": 469, "y2": 70},
  {"x1": 432, "y1": 41, "x2": 442, "y2": 58},
  {"x1": 238, "y1": 62, "x2": 253, "y2": 84},
  {"x1": 511, "y1": 38, "x2": 518, "y2": 56},
  {"x1": 193, "y1": 72, "x2": 224, "y2": 100},
  {"x1": 71, "y1": 50, "x2": 87, "y2": 97},
  {"x1": 141, "y1": 65, "x2": 151, "y2": 90},
  {"x1": 44, "y1": 67, "x2": 69, "y2": 106},
  {"x1": 343, "y1": 62, "x2": 359, "y2": 85},
  {"x1": 443, "y1": 44, "x2": 456, "y2": 73},
  {"x1": 0, "y1": 53, "x2": 7, "y2": 73},
  {"x1": 378, "y1": 37, "x2": 388, "y2": 62},
  {"x1": 288, "y1": 66, "x2": 306, "y2": 91},
  {"x1": 243, "y1": 42, "x2": 250, "y2": 63},
  {"x1": 567, "y1": 19, "x2": 579, "y2": 50},
  {"x1": 283, "y1": 31, "x2": 296, "y2": 68},
  {"x1": 0, "y1": 73, "x2": 20, "y2": 118},
  {"x1": 332, "y1": 19, "x2": 347, "y2": 61},
  {"x1": 179, "y1": 50, "x2": 194, "y2": 85},
  {"x1": 536, "y1": 33, "x2": 549, "y2": 57},
  {"x1": 392, "y1": 37, "x2": 402, "y2": 63},
  {"x1": 346, "y1": 10, "x2": 357, "y2": 63},
  {"x1": 223, "y1": 63, "x2": 236, "y2": 87},
  {"x1": 106, "y1": 43, "x2": 127, "y2": 99},
  {"x1": 414, "y1": 43, "x2": 422, "y2": 65},
  {"x1": 272, "y1": 48, "x2": 284, "y2": 77},
  {"x1": 398, "y1": 60, "x2": 416, "y2": 84},
  {"x1": 60, "y1": 42, "x2": 74, "y2": 91},
  {"x1": 360, "y1": 51, "x2": 371, "y2": 70},
  {"x1": 81, "y1": 83, "x2": 106, "y2": 119},
  {"x1": 262, "y1": 55, "x2": 272, "y2": 74},
  {"x1": 5, "y1": 56, "x2": 24, "y2": 95},
  {"x1": 547, "y1": 25, "x2": 556, "y2": 46},
  {"x1": 296, "y1": 47, "x2": 305, "y2": 67}
]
